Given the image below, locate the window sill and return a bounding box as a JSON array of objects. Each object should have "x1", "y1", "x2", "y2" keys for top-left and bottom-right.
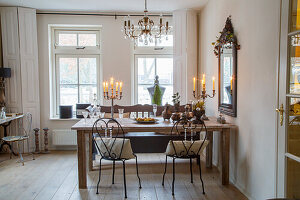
[{"x1": 49, "y1": 116, "x2": 81, "y2": 121}]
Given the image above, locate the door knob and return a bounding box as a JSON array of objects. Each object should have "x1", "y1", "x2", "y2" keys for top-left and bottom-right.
[{"x1": 276, "y1": 104, "x2": 284, "y2": 126}]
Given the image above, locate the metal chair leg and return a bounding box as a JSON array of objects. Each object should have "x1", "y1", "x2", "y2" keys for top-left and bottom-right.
[
  {"x1": 172, "y1": 157, "x2": 175, "y2": 196},
  {"x1": 96, "y1": 158, "x2": 102, "y2": 194},
  {"x1": 190, "y1": 158, "x2": 193, "y2": 183},
  {"x1": 162, "y1": 155, "x2": 167, "y2": 186},
  {"x1": 112, "y1": 160, "x2": 115, "y2": 184},
  {"x1": 122, "y1": 160, "x2": 127, "y2": 198},
  {"x1": 134, "y1": 155, "x2": 142, "y2": 188},
  {"x1": 17, "y1": 142, "x2": 24, "y2": 166},
  {"x1": 198, "y1": 158, "x2": 205, "y2": 194},
  {"x1": 27, "y1": 139, "x2": 35, "y2": 160}
]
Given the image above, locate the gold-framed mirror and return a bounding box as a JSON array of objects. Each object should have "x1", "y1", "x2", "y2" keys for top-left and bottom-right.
[{"x1": 212, "y1": 16, "x2": 240, "y2": 117}]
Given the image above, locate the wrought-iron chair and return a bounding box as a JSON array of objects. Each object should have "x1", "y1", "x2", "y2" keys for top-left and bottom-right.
[
  {"x1": 2, "y1": 113, "x2": 35, "y2": 165},
  {"x1": 162, "y1": 119, "x2": 209, "y2": 196},
  {"x1": 92, "y1": 118, "x2": 142, "y2": 198}
]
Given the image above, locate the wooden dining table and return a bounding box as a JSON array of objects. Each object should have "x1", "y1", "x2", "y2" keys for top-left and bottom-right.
[{"x1": 71, "y1": 117, "x2": 237, "y2": 189}]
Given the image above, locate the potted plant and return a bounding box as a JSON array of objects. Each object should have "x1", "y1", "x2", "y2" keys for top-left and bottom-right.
[
  {"x1": 192, "y1": 100, "x2": 205, "y2": 124},
  {"x1": 171, "y1": 92, "x2": 181, "y2": 122},
  {"x1": 172, "y1": 92, "x2": 180, "y2": 112}
]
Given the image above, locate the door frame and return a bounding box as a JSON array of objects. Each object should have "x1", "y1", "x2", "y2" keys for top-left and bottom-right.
[{"x1": 276, "y1": 0, "x2": 300, "y2": 197}]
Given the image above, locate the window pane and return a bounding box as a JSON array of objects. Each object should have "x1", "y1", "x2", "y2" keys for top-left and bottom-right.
[
  {"x1": 59, "y1": 58, "x2": 78, "y2": 84},
  {"x1": 157, "y1": 58, "x2": 173, "y2": 84},
  {"x1": 58, "y1": 33, "x2": 77, "y2": 46},
  {"x1": 78, "y1": 34, "x2": 97, "y2": 46},
  {"x1": 290, "y1": 0, "x2": 300, "y2": 32},
  {"x1": 289, "y1": 34, "x2": 300, "y2": 94},
  {"x1": 137, "y1": 85, "x2": 152, "y2": 105},
  {"x1": 287, "y1": 97, "x2": 300, "y2": 157},
  {"x1": 79, "y1": 85, "x2": 97, "y2": 103},
  {"x1": 137, "y1": 58, "x2": 155, "y2": 84},
  {"x1": 60, "y1": 85, "x2": 78, "y2": 107},
  {"x1": 161, "y1": 85, "x2": 173, "y2": 105},
  {"x1": 79, "y1": 58, "x2": 97, "y2": 84},
  {"x1": 157, "y1": 35, "x2": 173, "y2": 47}
]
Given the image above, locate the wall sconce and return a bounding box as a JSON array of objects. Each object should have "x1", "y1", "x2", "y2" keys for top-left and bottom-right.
[{"x1": 0, "y1": 67, "x2": 12, "y2": 108}]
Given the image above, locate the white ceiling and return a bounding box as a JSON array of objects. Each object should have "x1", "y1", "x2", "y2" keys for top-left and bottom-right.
[{"x1": 0, "y1": 0, "x2": 208, "y2": 12}]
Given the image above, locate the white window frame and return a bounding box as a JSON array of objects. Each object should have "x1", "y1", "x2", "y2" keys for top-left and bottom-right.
[
  {"x1": 133, "y1": 40, "x2": 174, "y2": 105},
  {"x1": 49, "y1": 25, "x2": 102, "y2": 118}
]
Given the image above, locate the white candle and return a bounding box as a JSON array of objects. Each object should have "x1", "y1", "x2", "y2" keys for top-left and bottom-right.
[
  {"x1": 212, "y1": 77, "x2": 215, "y2": 90},
  {"x1": 193, "y1": 77, "x2": 196, "y2": 92}
]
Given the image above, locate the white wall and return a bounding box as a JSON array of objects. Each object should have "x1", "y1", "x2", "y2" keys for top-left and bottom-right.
[
  {"x1": 199, "y1": 0, "x2": 280, "y2": 199},
  {"x1": 37, "y1": 14, "x2": 181, "y2": 148}
]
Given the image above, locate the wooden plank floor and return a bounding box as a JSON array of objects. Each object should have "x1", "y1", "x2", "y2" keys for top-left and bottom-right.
[{"x1": 0, "y1": 151, "x2": 247, "y2": 200}]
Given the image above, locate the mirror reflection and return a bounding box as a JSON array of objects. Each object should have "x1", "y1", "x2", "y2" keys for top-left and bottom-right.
[{"x1": 220, "y1": 47, "x2": 233, "y2": 105}]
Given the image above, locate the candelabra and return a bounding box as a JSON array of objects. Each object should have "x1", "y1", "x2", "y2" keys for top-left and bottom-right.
[
  {"x1": 192, "y1": 75, "x2": 216, "y2": 120},
  {"x1": 103, "y1": 78, "x2": 123, "y2": 118}
]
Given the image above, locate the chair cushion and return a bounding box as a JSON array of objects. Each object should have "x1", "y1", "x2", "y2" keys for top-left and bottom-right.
[
  {"x1": 2, "y1": 135, "x2": 29, "y2": 142},
  {"x1": 165, "y1": 140, "x2": 209, "y2": 157},
  {"x1": 94, "y1": 137, "x2": 135, "y2": 159}
]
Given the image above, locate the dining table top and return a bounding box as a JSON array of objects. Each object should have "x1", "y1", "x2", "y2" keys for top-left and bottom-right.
[{"x1": 71, "y1": 117, "x2": 237, "y2": 132}]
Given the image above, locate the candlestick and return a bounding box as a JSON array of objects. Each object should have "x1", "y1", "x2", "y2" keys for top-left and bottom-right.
[
  {"x1": 193, "y1": 74, "x2": 215, "y2": 121},
  {"x1": 103, "y1": 82, "x2": 106, "y2": 93},
  {"x1": 193, "y1": 77, "x2": 196, "y2": 92},
  {"x1": 120, "y1": 82, "x2": 123, "y2": 92},
  {"x1": 116, "y1": 82, "x2": 119, "y2": 92},
  {"x1": 104, "y1": 78, "x2": 123, "y2": 118}
]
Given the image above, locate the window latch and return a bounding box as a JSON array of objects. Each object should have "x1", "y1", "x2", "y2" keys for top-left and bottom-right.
[
  {"x1": 154, "y1": 47, "x2": 164, "y2": 50},
  {"x1": 76, "y1": 46, "x2": 86, "y2": 50}
]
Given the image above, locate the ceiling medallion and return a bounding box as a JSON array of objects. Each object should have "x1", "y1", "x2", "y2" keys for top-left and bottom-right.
[{"x1": 122, "y1": 0, "x2": 171, "y2": 45}]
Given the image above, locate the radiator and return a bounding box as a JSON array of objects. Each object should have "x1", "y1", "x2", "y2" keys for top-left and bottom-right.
[{"x1": 52, "y1": 129, "x2": 77, "y2": 145}]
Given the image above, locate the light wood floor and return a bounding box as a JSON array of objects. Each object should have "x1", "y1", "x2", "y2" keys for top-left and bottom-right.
[{"x1": 0, "y1": 151, "x2": 247, "y2": 200}]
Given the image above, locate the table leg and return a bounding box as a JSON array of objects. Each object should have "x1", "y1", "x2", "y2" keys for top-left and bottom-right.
[
  {"x1": 221, "y1": 128, "x2": 230, "y2": 185},
  {"x1": 89, "y1": 132, "x2": 93, "y2": 172},
  {"x1": 77, "y1": 130, "x2": 87, "y2": 189},
  {"x1": 206, "y1": 131, "x2": 213, "y2": 168}
]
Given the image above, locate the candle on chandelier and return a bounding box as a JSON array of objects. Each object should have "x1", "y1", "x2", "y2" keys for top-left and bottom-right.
[
  {"x1": 193, "y1": 77, "x2": 196, "y2": 92},
  {"x1": 212, "y1": 77, "x2": 215, "y2": 90},
  {"x1": 230, "y1": 76, "x2": 233, "y2": 91},
  {"x1": 120, "y1": 82, "x2": 123, "y2": 93}
]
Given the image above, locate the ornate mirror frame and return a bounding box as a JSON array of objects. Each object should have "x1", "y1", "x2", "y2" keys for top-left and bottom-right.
[{"x1": 212, "y1": 16, "x2": 240, "y2": 117}]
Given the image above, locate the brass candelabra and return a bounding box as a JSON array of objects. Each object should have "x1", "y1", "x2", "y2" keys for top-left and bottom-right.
[
  {"x1": 192, "y1": 75, "x2": 216, "y2": 120},
  {"x1": 103, "y1": 78, "x2": 123, "y2": 118}
]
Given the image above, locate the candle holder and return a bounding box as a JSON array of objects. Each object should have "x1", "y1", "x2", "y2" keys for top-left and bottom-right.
[
  {"x1": 193, "y1": 90, "x2": 215, "y2": 120},
  {"x1": 103, "y1": 79, "x2": 123, "y2": 118}
]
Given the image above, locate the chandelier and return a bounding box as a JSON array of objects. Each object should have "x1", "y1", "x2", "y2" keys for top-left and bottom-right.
[{"x1": 122, "y1": 0, "x2": 171, "y2": 45}]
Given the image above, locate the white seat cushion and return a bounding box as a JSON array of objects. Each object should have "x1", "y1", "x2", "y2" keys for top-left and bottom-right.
[
  {"x1": 94, "y1": 137, "x2": 135, "y2": 159},
  {"x1": 166, "y1": 140, "x2": 209, "y2": 157}
]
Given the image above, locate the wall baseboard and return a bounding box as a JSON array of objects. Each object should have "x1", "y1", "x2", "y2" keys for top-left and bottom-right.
[{"x1": 230, "y1": 176, "x2": 255, "y2": 200}]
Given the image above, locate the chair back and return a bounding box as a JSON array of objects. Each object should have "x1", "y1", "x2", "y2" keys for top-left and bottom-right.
[
  {"x1": 92, "y1": 118, "x2": 127, "y2": 160},
  {"x1": 99, "y1": 104, "x2": 187, "y2": 117},
  {"x1": 168, "y1": 119, "x2": 208, "y2": 157},
  {"x1": 18, "y1": 113, "x2": 32, "y2": 137}
]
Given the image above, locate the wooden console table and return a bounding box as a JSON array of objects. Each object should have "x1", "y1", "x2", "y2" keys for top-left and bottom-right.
[{"x1": 71, "y1": 117, "x2": 236, "y2": 189}]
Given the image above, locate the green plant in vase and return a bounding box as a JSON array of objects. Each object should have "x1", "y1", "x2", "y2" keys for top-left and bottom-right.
[{"x1": 152, "y1": 85, "x2": 162, "y2": 106}]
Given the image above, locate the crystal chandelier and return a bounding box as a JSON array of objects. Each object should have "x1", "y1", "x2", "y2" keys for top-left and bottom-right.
[{"x1": 122, "y1": 0, "x2": 171, "y2": 45}]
